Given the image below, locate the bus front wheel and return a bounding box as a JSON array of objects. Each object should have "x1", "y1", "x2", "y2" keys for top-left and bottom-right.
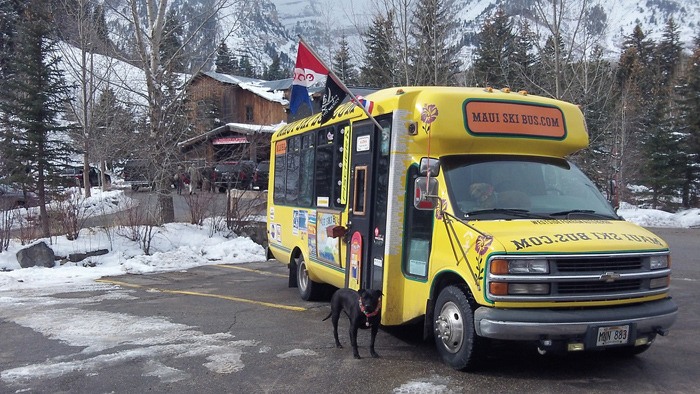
[
  {"x1": 295, "y1": 255, "x2": 322, "y2": 301},
  {"x1": 433, "y1": 285, "x2": 483, "y2": 371}
]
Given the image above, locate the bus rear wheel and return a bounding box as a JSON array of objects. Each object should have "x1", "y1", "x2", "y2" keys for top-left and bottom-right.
[
  {"x1": 433, "y1": 285, "x2": 483, "y2": 371},
  {"x1": 295, "y1": 255, "x2": 322, "y2": 301}
]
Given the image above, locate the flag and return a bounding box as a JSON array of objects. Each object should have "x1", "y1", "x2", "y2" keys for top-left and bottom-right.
[
  {"x1": 320, "y1": 75, "x2": 347, "y2": 124},
  {"x1": 354, "y1": 96, "x2": 375, "y2": 114},
  {"x1": 289, "y1": 41, "x2": 329, "y2": 115}
]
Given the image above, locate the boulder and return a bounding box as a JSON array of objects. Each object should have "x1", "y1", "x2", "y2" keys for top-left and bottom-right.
[
  {"x1": 68, "y1": 249, "x2": 109, "y2": 263},
  {"x1": 16, "y1": 241, "x2": 56, "y2": 268}
]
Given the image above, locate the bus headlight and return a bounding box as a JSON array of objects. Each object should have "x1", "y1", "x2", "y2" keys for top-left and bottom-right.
[
  {"x1": 490, "y1": 282, "x2": 550, "y2": 295},
  {"x1": 491, "y1": 259, "x2": 550, "y2": 274},
  {"x1": 649, "y1": 255, "x2": 669, "y2": 270},
  {"x1": 649, "y1": 276, "x2": 670, "y2": 289}
]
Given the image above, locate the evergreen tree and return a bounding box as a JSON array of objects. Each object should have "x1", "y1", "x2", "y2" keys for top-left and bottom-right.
[
  {"x1": 332, "y1": 34, "x2": 359, "y2": 86},
  {"x1": 674, "y1": 35, "x2": 700, "y2": 207},
  {"x1": 409, "y1": 0, "x2": 460, "y2": 86},
  {"x1": 263, "y1": 52, "x2": 286, "y2": 80},
  {"x1": 510, "y1": 20, "x2": 537, "y2": 92},
  {"x1": 161, "y1": 8, "x2": 185, "y2": 74},
  {"x1": 238, "y1": 54, "x2": 255, "y2": 78},
  {"x1": 92, "y1": 3, "x2": 109, "y2": 49},
  {"x1": 360, "y1": 10, "x2": 397, "y2": 88},
  {"x1": 472, "y1": 7, "x2": 515, "y2": 88},
  {"x1": 655, "y1": 18, "x2": 682, "y2": 88},
  {"x1": 215, "y1": 41, "x2": 237, "y2": 74},
  {"x1": 0, "y1": 0, "x2": 74, "y2": 236}
]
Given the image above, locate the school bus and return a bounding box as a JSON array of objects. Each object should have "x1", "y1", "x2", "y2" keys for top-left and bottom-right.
[{"x1": 266, "y1": 86, "x2": 677, "y2": 370}]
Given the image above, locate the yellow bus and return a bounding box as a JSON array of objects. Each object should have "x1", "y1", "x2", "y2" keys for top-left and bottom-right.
[{"x1": 266, "y1": 86, "x2": 677, "y2": 370}]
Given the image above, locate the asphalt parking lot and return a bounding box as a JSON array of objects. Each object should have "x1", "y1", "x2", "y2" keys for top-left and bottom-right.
[{"x1": 1, "y1": 228, "x2": 698, "y2": 393}]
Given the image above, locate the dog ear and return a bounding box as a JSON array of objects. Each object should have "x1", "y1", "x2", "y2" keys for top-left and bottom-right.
[{"x1": 372, "y1": 289, "x2": 383, "y2": 298}]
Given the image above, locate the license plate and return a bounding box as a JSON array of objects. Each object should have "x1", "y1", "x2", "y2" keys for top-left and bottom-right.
[{"x1": 596, "y1": 325, "x2": 630, "y2": 346}]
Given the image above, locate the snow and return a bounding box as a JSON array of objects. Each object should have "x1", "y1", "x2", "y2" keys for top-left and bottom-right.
[
  {"x1": 0, "y1": 188, "x2": 266, "y2": 291},
  {"x1": 1, "y1": 189, "x2": 697, "y2": 291}
]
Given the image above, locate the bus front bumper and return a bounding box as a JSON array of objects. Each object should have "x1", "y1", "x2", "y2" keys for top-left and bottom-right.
[{"x1": 474, "y1": 298, "x2": 678, "y2": 341}]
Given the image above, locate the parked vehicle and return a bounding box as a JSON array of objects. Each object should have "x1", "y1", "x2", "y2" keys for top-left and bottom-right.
[
  {"x1": 252, "y1": 160, "x2": 269, "y2": 190},
  {"x1": 122, "y1": 160, "x2": 155, "y2": 191},
  {"x1": 213, "y1": 161, "x2": 255, "y2": 191},
  {"x1": 0, "y1": 183, "x2": 38, "y2": 210},
  {"x1": 59, "y1": 166, "x2": 110, "y2": 188}
]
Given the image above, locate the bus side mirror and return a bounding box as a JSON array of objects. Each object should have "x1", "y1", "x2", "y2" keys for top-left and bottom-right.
[
  {"x1": 414, "y1": 177, "x2": 439, "y2": 210},
  {"x1": 419, "y1": 157, "x2": 440, "y2": 177}
]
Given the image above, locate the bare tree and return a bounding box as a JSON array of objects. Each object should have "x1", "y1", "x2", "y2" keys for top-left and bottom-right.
[
  {"x1": 104, "y1": 0, "x2": 249, "y2": 221},
  {"x1": 55, "y1": 0, "x2": 116, "y2": 198}
]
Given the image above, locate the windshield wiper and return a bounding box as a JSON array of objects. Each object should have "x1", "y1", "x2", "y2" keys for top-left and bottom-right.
[
  {"x1": 549, "y1": 209, "x2": 617, "y2": 219},
  {"x1": 465, "y1": 208, "x2": 548, "y2": 219}
]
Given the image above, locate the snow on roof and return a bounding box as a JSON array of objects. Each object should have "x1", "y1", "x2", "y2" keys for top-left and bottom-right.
[{"x1": 201, "y1": 71, "x2": 289, "y2": 105}]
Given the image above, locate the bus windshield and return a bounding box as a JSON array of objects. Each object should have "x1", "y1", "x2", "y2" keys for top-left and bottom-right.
[{"x1": 442, "y1": 155, "x2": 618, "y2": 220}]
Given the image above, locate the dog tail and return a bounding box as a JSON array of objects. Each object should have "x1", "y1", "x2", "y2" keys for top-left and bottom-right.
[{"x1": 322, "y1": 311, "x2": 332, "y2": 321}]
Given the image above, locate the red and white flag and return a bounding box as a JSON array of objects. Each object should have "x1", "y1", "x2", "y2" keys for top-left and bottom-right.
[{"x1": 289, "y1": 41, "x2": 329, "y2": 114}]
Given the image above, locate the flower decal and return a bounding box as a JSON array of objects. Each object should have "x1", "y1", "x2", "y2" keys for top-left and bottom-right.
[
  {"x1": 421, "y1": 104, "x2": 439, "y2": 133},
  {"x1": 474, "y1": 235, "x2": 493, "y2": 256}
]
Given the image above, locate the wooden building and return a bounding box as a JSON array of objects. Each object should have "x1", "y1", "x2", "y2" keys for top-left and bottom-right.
[
  {"x1": 183, "y1": 71, "x2": 289, "y2": 164},
  {"x1": 181, "y1": 70, "x2": 377, "y2": 165}
]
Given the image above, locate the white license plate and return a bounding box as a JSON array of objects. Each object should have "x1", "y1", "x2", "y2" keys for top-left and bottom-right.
[{"x1": 596, "y1": 325, "x2": 630, "y2": 346}]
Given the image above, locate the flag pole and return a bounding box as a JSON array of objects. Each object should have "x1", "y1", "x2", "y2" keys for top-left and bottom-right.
[{"x1": 298, "y1": 36, "x2": 384, "y2": 131}]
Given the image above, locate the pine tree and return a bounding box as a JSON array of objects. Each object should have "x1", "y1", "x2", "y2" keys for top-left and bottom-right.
[
  {"x1": 473, "y1": 7, "x2": 515, "y2": 88},
  {"x1": 360, "y1": 10, "x2": 397, "y2": 88},
  {"x1": 215, "y1": 41, "x2": 237, "y2": 74},
  {"x1": 510, "y1": 20, "x2": 537, "y2": 92},
  {"x1": 674, "y1": 35, "x2": 700, "y2": 207},
  {"x1": 238, "y1": 54, "x2": 256, "y2": 78},
  {"x1": 263, "y1": 52, "x2": 286, "y2": 80},
  {"x1": 332, "y1": 34, "x2": 359, "y2": 86},
  {"x1": 0, "y1": 0, "x2": 74, "y2": 236},
  {"x1": 655, "y1": 18, "x2": 682, "y2": 88},
  {"x1": 161, "y1": 8, "x2": 185, "y2": 74},
  {"x1": 409, "y1": 0, "x2": 460, "y2": 86}
]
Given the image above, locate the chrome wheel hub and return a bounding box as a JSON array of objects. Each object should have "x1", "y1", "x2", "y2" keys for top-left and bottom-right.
[{"x1": 434, "y1": 301, "x2": 464, "y2": 353}]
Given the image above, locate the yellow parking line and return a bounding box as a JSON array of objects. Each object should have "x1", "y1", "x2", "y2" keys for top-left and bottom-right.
[
  {"x1": 214, "y1": 264, "x2": 287, "y2": 278},
  {"x1": 95, "y1": 279, "x2": 306, "y2": 312}
]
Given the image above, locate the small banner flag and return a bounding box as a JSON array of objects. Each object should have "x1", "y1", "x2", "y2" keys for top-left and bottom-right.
[
  {"x1": 289, "y1": 41, "x2": 329, "y2": 114},
  {"x1": 321, "y1": 76, "x2": 347, "y2": 124},
  {"x1": 354, "y1": 96, "x2": 375, "y2": 114}
]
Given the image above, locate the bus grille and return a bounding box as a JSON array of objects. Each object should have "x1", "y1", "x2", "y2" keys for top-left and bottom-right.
[{"x1": 486, "y1": 253, "x2": 670, "y2": 302}]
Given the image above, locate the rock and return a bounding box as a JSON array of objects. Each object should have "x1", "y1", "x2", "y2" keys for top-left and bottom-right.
[
  {"x1": 68, "y1": 249, "x2": 109, "y2": 263},
  {"x1": 16, "y1": 241, "x2": 56, "y2": 268}
]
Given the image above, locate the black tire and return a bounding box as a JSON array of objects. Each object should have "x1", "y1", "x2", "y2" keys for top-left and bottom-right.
[
  {"x1": 131, "y1": 185, "x2": 140, "y2": 191},
  {"x1": 433, "y1": 285, "x2": 483, "y2": 371},
  {"x1": 295, "y1": 255, "x2": 323, "y2": 301}
]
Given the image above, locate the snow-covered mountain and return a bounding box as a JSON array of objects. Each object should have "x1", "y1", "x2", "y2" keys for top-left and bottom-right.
[
  {"x1": 101, "y1": 0, "x2": 700, "y2": 76},
  {"x1": 264, "y1": 0, "x2": 699, "y2": 67}
]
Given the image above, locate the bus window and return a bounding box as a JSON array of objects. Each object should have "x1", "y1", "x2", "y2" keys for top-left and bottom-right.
[
  {"x1": 273, "y1": 141, "x2": 287, "y2": 204},
  {"x1": 315, "y1": 130, "x2": 333, "y2": 208},
  {"x1": 299, "y1": 138, "x2": 314, "y2": 207},
  {"x1": 353, "y1": 166, "x2": 367, "y2": 215},
  {"x1": 286, "y1": 136, "x2": 300, "y2": 204},
  {"x1": 403, "y1": 165, "x2": 433, "y2": 277}
]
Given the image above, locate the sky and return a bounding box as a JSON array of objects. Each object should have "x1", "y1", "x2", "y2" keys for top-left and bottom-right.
[{"x1": 0, "y1": 187, "x2": 698, "y2": 388}]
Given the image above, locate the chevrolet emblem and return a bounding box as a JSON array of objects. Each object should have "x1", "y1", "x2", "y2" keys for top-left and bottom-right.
[{"x1": 600, "y1": 272, "x2": 621, "y2": 282}]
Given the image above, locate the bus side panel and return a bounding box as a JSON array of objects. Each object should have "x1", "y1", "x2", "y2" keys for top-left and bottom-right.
[{"x1": 382, "y1": 109, "x2": 415, "y2": 325}]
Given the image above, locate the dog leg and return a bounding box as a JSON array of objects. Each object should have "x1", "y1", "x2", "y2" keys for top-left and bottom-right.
[
  {"x1": 349, "y1": 326, "x2": 361, "y2": 359},
  {"x1": 369, "y1": 324, "x2": 380, "y2": 358},
  {"x1": 332, "y1": 313, "x2": 342, "y2": 348}
]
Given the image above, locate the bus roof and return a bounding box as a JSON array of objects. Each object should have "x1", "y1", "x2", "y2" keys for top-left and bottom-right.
[{"x1": 274, "y1": 86, "x2": 589, "y2": 158}]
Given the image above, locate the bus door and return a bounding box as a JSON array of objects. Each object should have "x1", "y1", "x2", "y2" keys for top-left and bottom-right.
[{"x1": 346, "y1": 118, "x2": 391, "y2": 291}]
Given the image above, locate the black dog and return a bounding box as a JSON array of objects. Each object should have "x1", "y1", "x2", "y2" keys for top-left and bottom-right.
[{"x1": 322, "y1": 288, "x2": 382, "y2": 359}]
